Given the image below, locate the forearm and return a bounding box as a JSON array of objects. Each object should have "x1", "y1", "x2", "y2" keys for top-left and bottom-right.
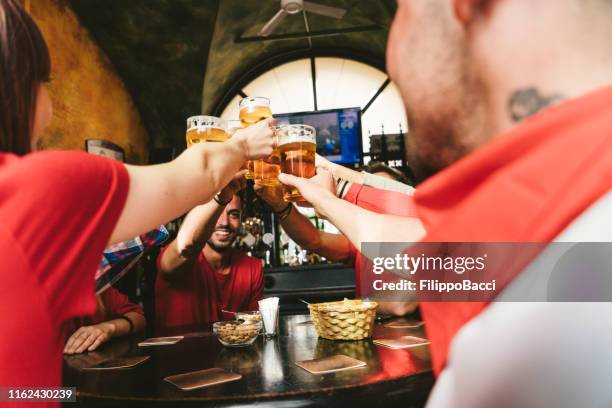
[
  {"x1": 158, "y1": 240, "x2": 192, "y2": 279},
  {"x1": 361, "y1": 172, "x2": 415, "y2": 195},
  {"x1": 105, "y1": 311, "x2": 146, "y2": 338},
  {"x1": 159, "y1": 202, "x2": 224, "y2": 278},
  {"x1": 316, "y1": 194, "x2": 426, "y2": 248},
  {"x1": 330, "y1": 163, "x2": 364, "y2": 184},
  {"x1": 168, "y1": 140, "x2": 246, "y2": 204},
  {"x1": 177, "y1": 201, "x2": 225, "y2": 254},
  {"x1": 279, "y1": 205, "x2": 351, "y2": 262},
  {"x1": 111, "y1": 139, "x2": 246, "y2": 244},
  {"x1": 126, "y1": 311, "x2": 146, "y2": 334},
  {"x1": 279, "y1": 205, "x2": 323, "y2": 251}
]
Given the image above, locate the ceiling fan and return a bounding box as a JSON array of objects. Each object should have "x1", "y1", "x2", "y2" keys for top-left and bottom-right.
[{"x1": 258, "y1": 0, "x2": 347, "y2": 37}]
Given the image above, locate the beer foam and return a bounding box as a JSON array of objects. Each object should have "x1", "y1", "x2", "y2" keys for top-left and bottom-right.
[
  {"x1": 278, "y1": 135, "x2": 315, "y2": 146},
  {"x1": 187, "y1": 125, "x2": 226, "y2": 132},
  {"x1": 186, "y1": 115, "x2": 226, "y2": 132}
]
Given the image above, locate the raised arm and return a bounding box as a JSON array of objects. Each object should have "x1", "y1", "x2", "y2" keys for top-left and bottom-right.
[
  {"x1": 254, "y1": 184, "x2": 352, "y2": 263},
  {"x1": 109, "y1": 119, "x2": 275, "y2": 244},
  {"x1": 158, "y1": 172, "x2": 246, "y2": 280},
  {"x1": 278, "y1": 170, "x2": 426, "y2": 248},
  {"x1": 315, "y1": 153, "x2": 366, "y2": 184},
  {"x1": 315, "y1": 154, "x2": 414, "y2": 195}
]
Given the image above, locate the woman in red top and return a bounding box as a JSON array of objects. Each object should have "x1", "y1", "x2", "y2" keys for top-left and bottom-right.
[
  {"x1": 0, "y1": 0, "x2": 275, "y2": 399},
  {"x1": 63, "y1": 288, "x2": 146, "y2": 354}
]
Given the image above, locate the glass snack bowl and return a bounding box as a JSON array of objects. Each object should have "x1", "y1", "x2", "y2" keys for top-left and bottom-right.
[{"x1": 213, "y1": 320, "x2": 262, "y2": 347}]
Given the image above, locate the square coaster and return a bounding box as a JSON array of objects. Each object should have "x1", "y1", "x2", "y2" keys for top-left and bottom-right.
[
  {"x1": 138, "y1": 336, "x2": 184, "y2": 347},
  {"x1": 83, "y1": 356, "x2": 150, "y2": 370},
  {"x1": 373, "y1": 335, "x2": 430, "y2": 349},
  {"x1": 164, "y1": 368, "x2": 242, "y2": 391},
  {"x1": 295, "y1": 354, "x2": 366, "y2": 374}
]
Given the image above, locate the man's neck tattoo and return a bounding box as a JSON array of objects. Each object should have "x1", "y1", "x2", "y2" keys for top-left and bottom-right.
[{"x1": 508, "y1": 88, "x2": 563, "y2": 122}]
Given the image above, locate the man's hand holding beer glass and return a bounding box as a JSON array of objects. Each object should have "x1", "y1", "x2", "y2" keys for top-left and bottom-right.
[{"x1": 278, "y1": 171, "x2": 424, "y2": 245}]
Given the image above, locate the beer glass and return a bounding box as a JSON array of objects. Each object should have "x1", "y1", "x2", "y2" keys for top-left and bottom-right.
[
  {"x1": 239, "y1": 97, "x2": 273, "y2": 180},
  {"x1": 278, "y1": 124, "x2": 316, "y2": 202},
  {"x1": 254, "y1": 151, "x2": 281, "y2": 187},
  {"x1": 185, "y1": 116, "x2": 228, "y2": 146}
]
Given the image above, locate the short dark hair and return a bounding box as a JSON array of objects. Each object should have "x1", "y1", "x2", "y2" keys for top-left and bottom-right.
[
  {"x1": 0, "y1": 0, "x2": 51, "y2": 155},
  {"x1": 362, "y1": 161, "x2": 414, "y2": 186}
]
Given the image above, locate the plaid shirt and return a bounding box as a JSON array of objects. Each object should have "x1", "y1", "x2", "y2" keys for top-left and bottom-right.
[{"x1": 95, "y1": 226, "x2": 169, "y2": 294}]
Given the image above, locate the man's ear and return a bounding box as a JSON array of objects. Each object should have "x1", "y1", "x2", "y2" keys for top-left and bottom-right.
[{"x1": 453, "y1": 0, "x2": 490, "y2": 27}]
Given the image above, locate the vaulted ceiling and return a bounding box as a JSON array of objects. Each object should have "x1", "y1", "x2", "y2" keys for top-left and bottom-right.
[{"x1": 69, "y1": 0, "x2": 396, "y2": 150}]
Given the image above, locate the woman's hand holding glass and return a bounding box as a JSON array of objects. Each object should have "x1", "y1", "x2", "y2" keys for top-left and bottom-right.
[{"x1": 232, "y1": 118, "x2": 277, "y2": 164}]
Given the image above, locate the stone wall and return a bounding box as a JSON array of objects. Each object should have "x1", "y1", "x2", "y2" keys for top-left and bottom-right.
[{"x1": 28, "y1": 0, "x2": 148, "y2": 163}]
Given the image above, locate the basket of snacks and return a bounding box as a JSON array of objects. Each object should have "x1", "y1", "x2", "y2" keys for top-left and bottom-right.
[{"x1": 308, "y1": 299, "x2": 378, "y2": 340}]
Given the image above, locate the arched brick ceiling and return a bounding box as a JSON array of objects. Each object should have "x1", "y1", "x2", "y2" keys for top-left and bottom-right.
[{"x1": 68, "y1": 0, "x2": 395, "y2": 151}]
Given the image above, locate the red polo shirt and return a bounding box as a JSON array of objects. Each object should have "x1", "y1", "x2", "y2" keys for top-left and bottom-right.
[
  {"x1": 415, "y1": 85, "x2": 612, "y2": 376},
  {"x1": 0, "y1": 151, "x2": 129, "y2": 406},
  {"x1": 155, "y1": 248, "x2": 264, "y2": 331}
]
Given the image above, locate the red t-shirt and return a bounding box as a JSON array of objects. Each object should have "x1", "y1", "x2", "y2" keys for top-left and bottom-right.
[
  {"x1": 343, "y1": 184, "x2": 418, "y2": 297},
  {"x1": 98, "y1": 287, "x2": 144, "y2": 320},
  {"x1": 0, "y1": 151, "x2": 129, "y2": 404},
  {"x1": 155, "y1": 248, "x2": 264, "y2": 331},
  {"x1": 414, "y1": 85, "x2": 612, "y2": 376}
]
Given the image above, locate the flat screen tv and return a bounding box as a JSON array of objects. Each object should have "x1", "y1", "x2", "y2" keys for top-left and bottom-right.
[{"x1": 274, "y1": 107, "x2": 362, "y2": 165}]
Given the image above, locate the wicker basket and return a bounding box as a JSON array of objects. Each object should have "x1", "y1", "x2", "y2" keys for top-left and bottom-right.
[{"x1": 308, "y1": 299, "x2": 378, "y2": 340}]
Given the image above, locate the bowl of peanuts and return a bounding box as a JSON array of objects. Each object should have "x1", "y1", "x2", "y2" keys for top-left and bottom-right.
[{"x1": 213, "y1": 318, "x2": 262, "y2": 347}]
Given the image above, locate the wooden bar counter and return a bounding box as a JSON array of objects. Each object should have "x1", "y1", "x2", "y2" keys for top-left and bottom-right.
[{"x1": 63, "y1": 315, "x2": 434, "y2": 407}]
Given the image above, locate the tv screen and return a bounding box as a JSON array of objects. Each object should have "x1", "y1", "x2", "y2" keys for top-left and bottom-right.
[{"x1": 274, "y1": 107, "x2": 362, "y2": 165}]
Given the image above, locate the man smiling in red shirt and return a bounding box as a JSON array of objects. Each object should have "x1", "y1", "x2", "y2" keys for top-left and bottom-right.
[{"x1": 156, "y1": 174, "x2": 263, "y2": 331}]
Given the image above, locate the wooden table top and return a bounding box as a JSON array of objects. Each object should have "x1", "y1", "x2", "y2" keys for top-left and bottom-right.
[{"x1": 63, "y1": 315, "x2": 434, "y2": 407}]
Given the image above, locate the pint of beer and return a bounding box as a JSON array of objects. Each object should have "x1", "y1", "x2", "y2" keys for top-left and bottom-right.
[
  {"x1": 255, "y1": 148, "x2": 281, "y2": 187},
  {"x1": 278, "y1": 124, "x2": 316, "y2": 202},
  {"x1": 186, "y1": 116, "x2": 228, "y2": 146},
  {"x1": 239, "y1": 97, "x2": 273, "y2": 180}
]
